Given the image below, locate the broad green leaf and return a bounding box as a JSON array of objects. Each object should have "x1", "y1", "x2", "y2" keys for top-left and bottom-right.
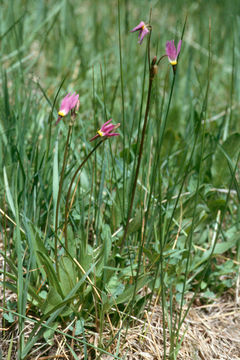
[
  {"x1": 43, "y1": 322, "x2": 59, "y2": 345},
  {"x1": 37, "y1": 251, "x2": 63, "y2": 297},
  {"x1": 126, "y1": 210, "x2": 142, "y2": 236},
  {"x1": 213, "y1": 240, "x2": 237, "y2": 254},
  {"x1": 22, "y1": 262, "x2": 96, "y2": 357},
  {"x1": 104, "y1": 275, "x2": 150, "y2": 311},
  {"x1": 42, "y1": 287, "x2": 62, "y2": 314},
  {"x1": 59, "y1": 256, "x2": 77, "y2": 297}
]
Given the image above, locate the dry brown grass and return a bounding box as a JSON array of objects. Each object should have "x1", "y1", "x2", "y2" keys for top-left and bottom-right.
[
  {"x1": 2, "y1": 295, "x2": 240, "y2": 360},
  {"x1": 117, "y1": 298, "x2": 240, "y2": 360}
]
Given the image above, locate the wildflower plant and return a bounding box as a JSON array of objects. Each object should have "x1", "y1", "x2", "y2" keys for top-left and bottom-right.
[
  {"x1": 130, "y1": 21, "x2": 150, "y2": 44},
  {"x1": 64, "y1": 119, "x2": 120, "y2": 246},
  {"x1": 89, "y1": 119, "x2": 120, "y2": 141},
  {"x1": 1, "y1": 2, "x2": 239, "y2": 360},
  {"x1": 54, "y1": 91, "x2": 80, "y2": 271},
  {"x1": 165, "y1": 40, "x2": 182, "y2": 65}
]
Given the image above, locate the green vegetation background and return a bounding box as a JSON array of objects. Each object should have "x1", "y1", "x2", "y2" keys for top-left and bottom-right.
[{"x1": 1, "y1": 0, "x2": 240, "y2": 358}]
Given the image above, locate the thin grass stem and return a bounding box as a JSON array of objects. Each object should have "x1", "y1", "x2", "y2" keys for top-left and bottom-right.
[
  {"x1": 55, "y1": 122, "x2": 73, "y2": 270},
  {"x1": 64, "y1": 139, "x2": 106, "y2": 247},
  {"x1": 120, "y1": 30, "x2": 154, "y2": 252}
]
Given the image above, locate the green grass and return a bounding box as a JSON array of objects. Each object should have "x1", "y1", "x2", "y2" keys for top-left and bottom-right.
[{"x1": 1, "y1": 0, "x2": 240, "y2": 359}]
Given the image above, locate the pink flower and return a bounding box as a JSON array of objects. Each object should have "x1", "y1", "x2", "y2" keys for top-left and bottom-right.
[
  {"x1": 56, "y1": 92, "x2": 79, "y2": 124},
  {"x1": 165, "y1": 40, "x2": 182, "y2": 65},
  {"x1": 90, "y1": 119, "x2": 120, "y2": 142},
  {"x1": 131, "y1": 21, "x2": 149, "y2": 44}
]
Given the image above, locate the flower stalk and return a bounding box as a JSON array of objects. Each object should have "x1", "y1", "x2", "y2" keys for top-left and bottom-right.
[
  {"x1": 54, "y1": 92, "x2": 79, "y2": 273},
  {"x1": 63, "y1": 119, "x2": 119, "y2": 248},
  {"x1": 120, "y1": 46, "x2": 157, "y2": 251},
  {"x1": 55, "y1": 121, "x2": 73, "y2": 273},
  {"x1": 64, "y1": 139, "x2": 106, "y2": 248}
]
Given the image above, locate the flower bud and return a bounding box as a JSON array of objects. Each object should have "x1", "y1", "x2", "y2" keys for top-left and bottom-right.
[
  {"x1": 153, "y1": 64, "x2": 158, "y2": 76},
  {"x1": 150, "y1": 58, "x2": 158, "y2": 80},
  {"x1": 151, "y1": 56, "x2": 157, "y2": 65}
]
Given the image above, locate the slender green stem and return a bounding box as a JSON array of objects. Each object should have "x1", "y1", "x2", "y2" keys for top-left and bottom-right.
[
  {"x1": 158, "y1": 176, "x2": 167, "y2": 359},
  {"x1": 146, "y1": 15, "x2": 188, "y2": 249},
  {"x1": 157, "y1": 54, "x2": 167, "y2": 66},
  {"x1": 118, "y1": 0, "x2": 126, "y2": 218},
  {"x1": 120, "y1": 48, "x2": 155, "y2": 251},
  {"x1": 177, "y1": 150, "x2": 240, "y2": 334},
  {"x1": 64, "y1": 139, "x2": 105, "y2": 248},
  {"x1": 44, "y1": 78, "x2": 66, "y2": 179},
  {"x1": 174, "y1": 20, "x2": 211, "y2": 351},
  {"x1": 55, "y1": 122, "x2": 73, "y2": 271},
  {"x1": 2, "y1": 194, "x2": 7, "y2": 337},
  {"x1": 124, "y1": 0, "x2": 129, "y2": 34}
]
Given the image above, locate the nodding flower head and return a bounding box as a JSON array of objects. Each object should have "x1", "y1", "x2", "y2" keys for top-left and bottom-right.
[
  {"x1": 166, "y1": 40, "x2": 182, "y2": 65},
  {"x1": 131, "y1": 21, "x2": 150, "y2": 44},
  {"x1": 90, "y1": 119, "x2": 120, "y2": 142},
  {"x1": 57, "y1": 92, "x2": 79, "y2": 124}
]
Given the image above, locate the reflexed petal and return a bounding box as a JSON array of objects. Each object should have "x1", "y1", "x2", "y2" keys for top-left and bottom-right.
[
  {"x1": 101, "y1": 119, "x2": 112, "y2": 131},
  {"x1": 60, "y1": 94, "x2": 70, "y2": 109},
  {"x1": 107, "y1": 133, "x2": 119, "y2": 137},
  {"x1": 177, "y1": 40, "x2": 182, "y2": 56},
  {"x1": 90, "y1": 119, "x2": 120, "y2": 141},
  {"x1": 166, "y1": 40, "x2": 177, "y2": 60},
  {"x1": 70, "y1": 93, "x2": 79, "y2": 108},
  {"x1": 139, "y1": 27, "x2": 149, "y2": 44},
  {"x1": 165, "y1": 42, "x2": 171, "y2": 57},
  {"x1": 130, "y1": 21, "x2": 145, "y2": 32},
  {"x1": 103, "y1": 125, "x2": 115, "y2": 132},
  {"x1": 57, "y1": 92, "x2": 79, "y2": 123}
]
